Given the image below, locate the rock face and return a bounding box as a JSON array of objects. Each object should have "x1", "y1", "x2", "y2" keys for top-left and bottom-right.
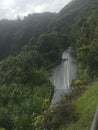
[{"x1": 48, "y1": 48, "x2": 78, "y2": 105}]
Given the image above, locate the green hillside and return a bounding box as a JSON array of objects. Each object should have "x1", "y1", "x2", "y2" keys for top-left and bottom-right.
[
  {"x1": 50, "y1": 0, "x2": 98, "y2": 79},
  {"x1": 0, "y1": 32, "x2": 69, "y2": 130},
  {"x1": 42, "y1": 0, "x2": 98, "y2": 129},
  {"x1": 0, "y1": 0, "x2": 98, "y2": 129},
  {"x1": 60, "y1": 81, "x2": 98, "y2": 130},
  {"x1": 50, "y1": 0, "x2": 98, "y2": 32},
  {"x1": 0, "y1": 12, "x2": 56, "y2": 59},
  {"x1": 0, "y1": 42, "x2": 53, "y2": 130}
]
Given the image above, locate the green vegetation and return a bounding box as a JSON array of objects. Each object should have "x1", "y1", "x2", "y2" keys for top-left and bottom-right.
[
  {"x1": 71, "y1": 11, "x2": 98, "y2": 79},
  {"x1": 0, "y1": 12, "x2": 56, "y2": 59},
  {"x1": 47, "y1": 0, "x2": 98, "y2": 129},
  {"x1": 0, "y1": 0, "x2": 98, "y2": 129},
  {"x1": 50, "y1": 0, "x2": 98, "y2": 80},
  {"x1": 0, "y1": 43, "x2": 54, "y2": 130},
  {"x1": 0, "y1": 31, "x2": 68, "y2": 129},
  {"x1": 41, "y1": 102, "x2": 77, "y2": 130},
  {"x1": 60, "y1": 81, "x2": 98, "y2": 130},
  {"x1": 40, "y1": 81, "x2": 98, "y2": 130},
  {"x1": 50, "y1": 0, "x2": 98, "y2": 33},
  {"x1": 38, "y1": 32, "x2": 69, "y2": 69}
]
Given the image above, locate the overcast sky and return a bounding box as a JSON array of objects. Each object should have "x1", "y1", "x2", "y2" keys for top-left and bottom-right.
[{"x1": 0, "y1": 0, "x2": 72, "y2": 20}]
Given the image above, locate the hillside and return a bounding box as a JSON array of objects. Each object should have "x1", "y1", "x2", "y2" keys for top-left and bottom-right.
[
  {"x1": 0, "y1": 12, "x2": 56, "y2": 60},
  {"x1": 0, "y1": 0, "x2": 98, "y2": 129},
  {"x1": 41, "y1": 0, "x2": 98, "y2": 129},
  {"x1": 0, "y1": 42, "x2": 53, "y2": 130},
  {"x1": 60, "y1": 80, "x2": 98, "y2": 130},
  {"x1": 50, "y1": 0, "x2": 98, "y2": 79},
  {"x1": 50, "y1": 0, "x2": 98, "y2": 32},
  {"x1": 0, "y1": 32, "x2": 69, "y2": 130}
]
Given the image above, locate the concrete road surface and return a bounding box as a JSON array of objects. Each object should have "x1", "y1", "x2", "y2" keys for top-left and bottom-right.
[{"x1": 48, "y1": 48, "x2": 78, "y2": 105}]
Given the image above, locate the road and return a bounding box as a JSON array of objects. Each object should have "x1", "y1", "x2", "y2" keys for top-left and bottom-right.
[{"x1": 48, "y1": 48, "x2": 78, "y2": 105}]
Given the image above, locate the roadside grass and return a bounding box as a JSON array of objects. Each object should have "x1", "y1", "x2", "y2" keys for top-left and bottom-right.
[{"x1": 60, "y1": 80, "x2": 98, "y2": 130}]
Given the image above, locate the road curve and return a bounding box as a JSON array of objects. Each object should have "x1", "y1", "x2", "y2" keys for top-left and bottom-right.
[{"x1": 48, "y1": 48, "x2": 78, "y2": 105}]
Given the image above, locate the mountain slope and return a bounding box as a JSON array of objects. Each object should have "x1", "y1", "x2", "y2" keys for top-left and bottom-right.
[
  {"x1": 0, "y1": 42, "x2": 53, "y2": 130},
  {"x1": 0, "y1": 0, "x2": 98, "y2": 129},
  {"x1": 41, "y1": 0, "x2": 98, "y2": 129},
  {"x1": 60, "y1": 80, "x2": 98, "y2": 130},
  {"x1": 0, "y1": 32, "x2": 69, "y2": 129},
  {"x1": 50, "y1": 0, "x2": 98, "y2": 79},
  {"x1": 50, "y1": 0, "x2": 98, "y2": 32},
  {"x1": 0, "y1": 12, "x2": 56, "y2": 60}
]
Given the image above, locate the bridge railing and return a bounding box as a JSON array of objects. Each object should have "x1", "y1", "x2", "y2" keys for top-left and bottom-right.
[{"x1": 90, "y1": 106, "x2": 98, "y2": 130}]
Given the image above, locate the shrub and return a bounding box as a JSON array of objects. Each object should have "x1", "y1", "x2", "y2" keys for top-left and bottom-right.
[{"x1": 41, "y1": 103, "x2": 77, "y2": 130}]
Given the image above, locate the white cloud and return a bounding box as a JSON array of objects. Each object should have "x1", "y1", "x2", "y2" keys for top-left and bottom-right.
[
  {"x1": 0, "y1": 0, "x2": 72, "y2": 19},
  {"x1": 34, "y1": 5, "x2": 44, "y2": 13}
]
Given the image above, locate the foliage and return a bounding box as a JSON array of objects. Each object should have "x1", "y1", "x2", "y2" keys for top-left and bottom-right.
[
  {"x1": 60, "y1": 80, "x2": 98, "y2": 130},
  {"x1": 50, "y1": 0, "x2": 98, "y2": 80},
  {"x1": 71, "y1": 79, "x2": 83, "y2": 88},
  {"x1": 41, "y1": 103, "x2": 77, "y2": 130},
  {"x1": 50, "y1": 0, "x2": 98, "y2": 33},
  {"x1": 0, "y1": 0, "x2": 98, "y2": 129},
  {"x1": 0, "y1": 21, "x2": 69, "y2": 130},
  {"x1": 75, "y1": 12, "x2": 98, "y2": 79},
  {"x1": 38, "y1": 32, "x2": 69, "y2": 69},
  {"x1": 0, "y1": 43, "x2": 53, "y2": 130},
  {"x1": 0, "y1": 13, "x2": 56, "y2": 59}
]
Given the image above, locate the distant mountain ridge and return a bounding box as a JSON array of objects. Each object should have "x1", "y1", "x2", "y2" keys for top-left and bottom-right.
[
  {"x1": 0, "y1": 12, "x2": 56, "y2": 59},
  {"x1": 0, "y1": 0, "x2": 98, "y2": 60},
  {"x1": 50, "y1": 0, "x2": 98, "y2": 32}
]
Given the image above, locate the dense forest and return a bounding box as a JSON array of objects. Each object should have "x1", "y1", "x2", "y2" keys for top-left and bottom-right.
[
  {"x1": 0, "y1": 12, "x2": 56, "y2": 59},
  {"x1": 50, "y1": 0, "x2": 98, "y2": 79},
  {"x1": 0, "y1": 0, "x2": 98, "y2": 129},
  {"x1": 0, "y1": 31, "x2": 69, "y2": 129}
]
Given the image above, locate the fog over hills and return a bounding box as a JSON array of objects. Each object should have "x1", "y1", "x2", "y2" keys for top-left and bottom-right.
[
  {"x1": 0, "y1": 0, "x2": 72, "y2": 19},
  {"x1": 0, "y1": 0, "x2": 98, "y2": 129}
]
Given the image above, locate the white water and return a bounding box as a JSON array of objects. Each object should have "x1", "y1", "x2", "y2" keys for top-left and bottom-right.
[{"x1": 48, "y1": 48, "x2": 78, "y2": 105}]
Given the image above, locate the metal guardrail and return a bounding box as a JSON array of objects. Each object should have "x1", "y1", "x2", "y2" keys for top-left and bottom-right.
[{"x1": 90, "y1": 107, "x2": 98, "y2": 130}]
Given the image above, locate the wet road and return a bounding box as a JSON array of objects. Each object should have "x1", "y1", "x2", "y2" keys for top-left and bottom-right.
[{"x1": 48, "y1": 48, "x2": 78, "y2": 105}]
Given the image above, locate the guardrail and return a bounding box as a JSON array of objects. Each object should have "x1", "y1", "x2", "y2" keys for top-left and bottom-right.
[{"x1": 90, "y1": 107, "x2": 98, "y2": 130}]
